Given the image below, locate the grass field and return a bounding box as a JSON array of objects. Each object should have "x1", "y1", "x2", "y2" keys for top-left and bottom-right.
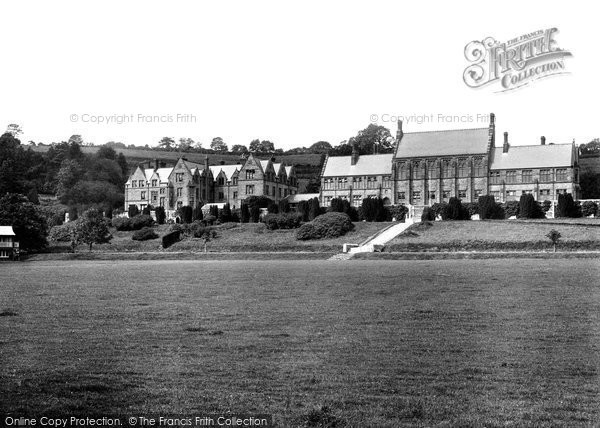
[{"x1": 2, "y1": 259, "x2": 600, "y2": 426}]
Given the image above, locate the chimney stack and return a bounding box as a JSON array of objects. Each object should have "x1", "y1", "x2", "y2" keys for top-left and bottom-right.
[
  {"x1": 541, "y1": 136, "x2": 546, "y2": 146},
  {"x1": 490, "y1": 113, "x2": 495, "y2": 125},
  {"x1": 351, "y1": 142, "x2": 359, "y2": 166},
  {"x1": 154, "y1": 159, "x2": 159, "y2": 169},
  {"x1": 503, "y1": 132, "x2": 509, "y2": 153},
  {"x1": 396, "y1": 120, "x2": 404, "y2": 143}
]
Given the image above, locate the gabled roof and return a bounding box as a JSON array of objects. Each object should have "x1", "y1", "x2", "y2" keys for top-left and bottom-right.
[
  {"x1": 322, "y1": 154, "x2": 393, "y2": 177},
  {"x1": 285, "y1": 166, "x2": 293, "y2": 176},
  {"x1": 155, "y1": 167, "x2": 173, "y2": 182},
  {"x1": 394, "y1": 128, "x2": 490, "y2": 158},
  {"x1": 0, "y1": 226, "x2": 15, "y2": 236},
  {"x1": 490, "y1": 144, "x2": 575, "y2": 170},
  {"x1": 209, "y1": 165, "x2": 240, "y2": 181},
  {"x1": 259, "y1": 159, "x2": 271, "y2": 172}
]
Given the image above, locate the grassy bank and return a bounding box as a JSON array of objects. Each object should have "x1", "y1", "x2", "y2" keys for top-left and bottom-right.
[
  {"x1": 386, "y1": 220, "x2": 600, "y2": 252},
  {"x1": 47, "y1": 222, "x2": 395, "y2": 254}
]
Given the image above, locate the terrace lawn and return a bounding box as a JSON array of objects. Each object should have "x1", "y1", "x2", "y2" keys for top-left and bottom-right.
[
  {"x1": 387, "y1": 220, "x2": 600, "y2": 251},
  {"x1": 49, "y1": 222, "x2": 393, "y2": 253},
  {"x1": 1, "y1": 259, "x2": 600, "y2": 426}
]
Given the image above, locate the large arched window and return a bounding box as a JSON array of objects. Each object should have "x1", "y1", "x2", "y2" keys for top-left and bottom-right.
[
  {"x1": 458, "y1": 158, "x2": 470, "y2": 178},
  {"x1": 442, "y1": 159, "x2": 453, "y2": 178},
  {"x1": 398, "y1": 162, "x2": 409, "y2": 180},
  {"x1": 473, "y1": 157, "x2": 486, "y2": 177},
  {"x1": 428, "y1": 160, "x2": 439, "y2": 179}
]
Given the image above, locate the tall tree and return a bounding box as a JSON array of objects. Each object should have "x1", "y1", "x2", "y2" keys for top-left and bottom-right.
[
  {"x1": 73, "y1": 208, "x2": 112, "y2": 252},
  {"x1": 231, "y1": 144, "x2": 248, "y2": 154},
  {"x1": 158, "y1": 137, "x2": 175, "y2": 150},
  {"x1": 350, "y1": 124, "x2": 393, "y2": 154},
  {"x1": 210, "y1": 137, "x2": 228, "y2": 152}
]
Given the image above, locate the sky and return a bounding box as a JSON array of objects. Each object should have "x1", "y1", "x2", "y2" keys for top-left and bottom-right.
[{"x1": 0, "y1": 0, "x2": 597, "y2": 150}]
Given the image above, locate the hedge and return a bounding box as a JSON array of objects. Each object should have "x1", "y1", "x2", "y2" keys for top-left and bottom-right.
[
  {"x1": 113, "y1": 214, "x2": 154, "y2": 231},
  {"x1": 132, "y1": 227, "x2": 158, "y2": 241},
  {"x1": 162, "y1": 230, "x2": 181, "y2": 248},
  {"x1": 263, "y1": 213, "x2": 303, "y2": 230}
]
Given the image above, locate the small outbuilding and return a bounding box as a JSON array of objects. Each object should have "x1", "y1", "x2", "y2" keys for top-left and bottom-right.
[{"x1": 0, "y1": 226, "x2": 19, "y2": 261}]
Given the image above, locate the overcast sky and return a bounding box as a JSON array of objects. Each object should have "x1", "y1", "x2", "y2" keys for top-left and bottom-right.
[{"x1": 1, "y1": 1, "x2": 596, "y2": 150}]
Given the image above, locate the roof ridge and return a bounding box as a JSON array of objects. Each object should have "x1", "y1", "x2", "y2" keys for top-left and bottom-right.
[{"x1": 403, "y1": 127, "x2": 489, "y2": 135}]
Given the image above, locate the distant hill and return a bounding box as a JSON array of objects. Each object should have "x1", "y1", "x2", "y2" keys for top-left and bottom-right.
[{"x1": 29, "y1": 145, "x2": 325, "y2": 192}]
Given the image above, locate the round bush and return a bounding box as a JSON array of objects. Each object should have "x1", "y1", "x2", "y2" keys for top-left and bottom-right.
[
  {"x1": 132, "y1": 227, "x2": 158, "y2": 241},
  {"x1": 296, "y1": 212, "x2": 354, "y2": 240}
]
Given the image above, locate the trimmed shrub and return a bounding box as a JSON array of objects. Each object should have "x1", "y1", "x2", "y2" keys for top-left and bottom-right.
[
  {"x1": 178, "y1": 205, "x2": 193, "y2": 224},
  {"x1": 387, "y1": 204, "x2": 408, "y2": 222},
  {"x1": 192, "y1": 204, "x2": 203, "y2": 221},
  {"x1": 502, "y1": 201, "x2": 520, "y2": 218},
  {"x1": 240, "y1": 203, "x2": 250, "y2": 223},
  {"x1": 581, "y1": 200, "x2": 598, "y2": 217},
  {"x1": 250, "y1": 205, "x2": 260, "y2": 223},
  {"x1": 105, "y1": 207, "x2": 113, "y2": 219},
  {"x1": 478, "y1": 195, "x2": 504, "y2": 220},
  {"x1": 132, "y1": 227, "x2": 158, "y2": 241},
  {"x1": 297, "y1": 200, "x2": 309, "y2": 222},
  {"x1": 445, "y1": 197, "x2": 469, "y2": 220},
  {"x1": 329, "y1": 198, "x2": 359, "y2": 221},
  {"x1": 245, "y1": 195, "x2": 273, "y2": 209},
  {"x1": 296, "y1": 212, "x2": 354, "y2": 240},
  {"x1": 556, "y1": 193, "x2": 580, "y2": 218},
  {"x1": 421, "y1": 207, "x2": 435, "y2": 222},
  {"x1": 463, "y1": 202, "x2": 479, "y2": 217},
  {"x1": 267, "y1": 201, "x2": 279, "y2": 214},
  {"x1": 219, "y1": 203, "x2": 232, "y2": 223},
  {"x1": 361, "y1": 197, "x2": 386, "y2": 222},
  {"x1": 142, "y1": 205, "x2": 152, "y2": 215},
  {"x1": 114, "y1": 215, "x2": 154, "y2": 231},
  {"x1": 112, "y1": 217, "x2": 132, "y2": 231},
  {"x1": 131, "y1": 214, "x2": 154, "y2": 230},
  {"x1": 308, "y1": 197, "x2": 321, "y2": 221},
  {"x1": 155, "y1": 206, "x2": 166, "y2": 224},
  {"x1": 128, "y1": 205, "x2": 139, "y2": 218},
  {"x1": 263, "y1": 213, "x2": 303, "y2": 230},
  {"x1": 278, "y1": 198, "x2": 290, "y2": 213},
  {"x1": 518, "y1": 194, "x2": 545, "y2": 219},
  {"x1": 430, "y1": 203, "x2": 448, "y2": 220},
  {"x1": 162, "y1": 230, "x2": 181, "y2": 248},
  {"x1": 541, "y1": 200, "x2": 552, "y2": 213}
]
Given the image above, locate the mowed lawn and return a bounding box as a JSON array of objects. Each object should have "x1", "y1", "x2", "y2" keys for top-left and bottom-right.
[
  {"x1": 388, "y1": 220, "x2": 600, "y2": 251},
  {"x1": 48, "y1": 222, "x2": 393, "y2": 253},
  {"x1": 1, "y1": 260, "x2": 600, "y2": 426}
]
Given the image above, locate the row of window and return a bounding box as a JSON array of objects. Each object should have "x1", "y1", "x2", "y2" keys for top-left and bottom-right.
[
  {"x1": 397, "y1": 190, "x2": 482, "y2": 201},
  {"x1": 490, "y1": 169, "x2": 569, "y2": 184},
  {"x1": 397, "y1": 159, "x2": 487, "y2": 179}
]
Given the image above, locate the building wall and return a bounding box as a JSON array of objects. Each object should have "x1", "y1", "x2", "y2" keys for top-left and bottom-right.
[
  {"x1": 489, "y1": 166, "x2": 579, "y2": 201},
  {"x1": 125, "y1": 158, "x2": 298, "y2": 212}
]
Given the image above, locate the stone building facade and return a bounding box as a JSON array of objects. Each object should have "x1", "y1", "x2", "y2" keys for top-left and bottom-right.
[
  {"x1": 125, "y1": 154, "x2": 298, "y2": 214},
  {"x1": 319, "y1": 114, "x2": 580, "y2": 207}
]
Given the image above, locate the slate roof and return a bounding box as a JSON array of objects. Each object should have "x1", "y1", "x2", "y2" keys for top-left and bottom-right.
[
  {"x1": 394, "y1": 128, "x2": 490, "y2": 158},
  {"x1": 209, "y1": 165, "x2": 240, "y2": 181},
  {"x1": 490, "y1": 144, "x2": 574, "y2": 170},
  {"x1": 322, "y1": 154, "x2": 393, "y2": 177}
]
